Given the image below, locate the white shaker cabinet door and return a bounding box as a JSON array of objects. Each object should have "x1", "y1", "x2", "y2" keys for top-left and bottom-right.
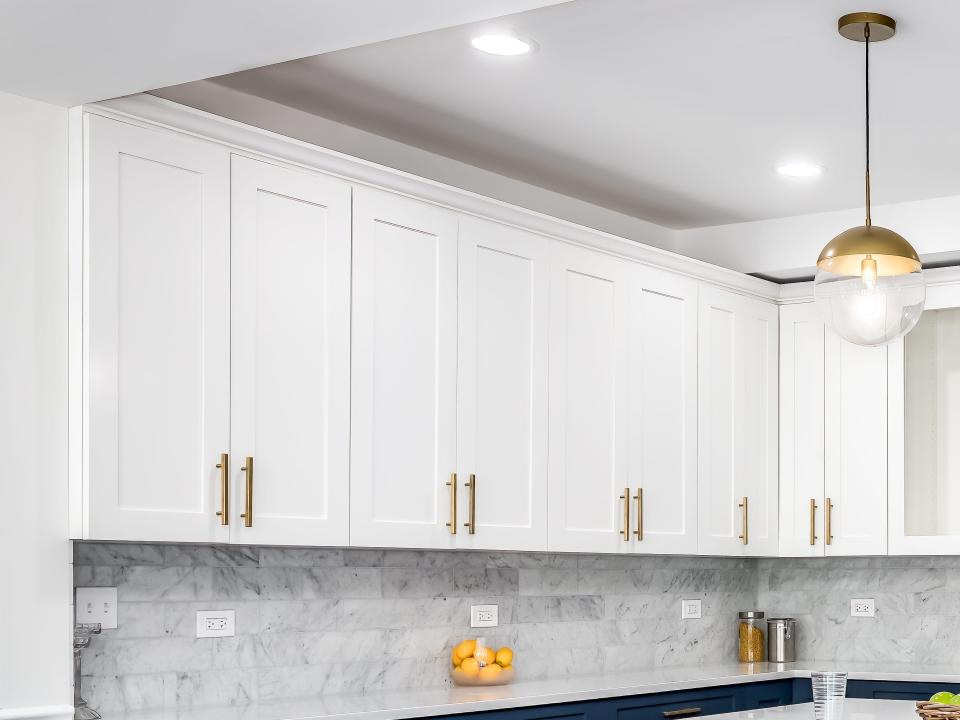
[
  {"x1": 456, "y1": 217, "x2": 549, "y2": 551},
  {"x1": 627, "y1": 267, "x2": 699, "y2": 554},
  {"x1": 350, "y1": 188, "x2": 459, "y2": 549},
  {"x1": 547, "y1": 242, "x2": 633, "y2": 553},
  {"x1": 230, "y1": 156, "x2": 351, "y2": 546},
  {"x1": 778, "y1": 303, "x2": 826, "y2": 557},
  {"x1": 698, "y1": 287, "x2": 778, "y2": 556},
  {"x1": 83, "y1": 115, "x2": 230, "y2": 542}
]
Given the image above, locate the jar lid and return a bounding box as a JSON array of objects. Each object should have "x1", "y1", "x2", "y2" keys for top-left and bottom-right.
[
  {"x1": 739, "y1": 611, "x2": 765, "y2": 619},
  {"x1": 766, "y1": 617, "x2": 797, "y2": 624}
]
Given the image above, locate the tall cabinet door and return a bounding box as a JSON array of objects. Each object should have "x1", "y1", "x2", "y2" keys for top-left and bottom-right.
[
  {"x1": 698, "y1": 287, "x2": 778, "y2": 556},
  {"x1": 628, "y1": 267, "x2": 699, "y2": 554},
  {"x1": 779, "y1": 303, "x2": 826, "y2": 557},
  {"x1": 547, "y1": 242, "x2": 633, "y2": 553},
  {"x1": 230, "y1": 156, "x2": 351, "y2": 546},
  {"x1": 457, "y1": 217, "x2": 549, "y2": 551},
  {"x1": 84, "y1": 115, "x2": 230, "y2": 542},
  {"x1": 824, "y1": 335, "x2": 887, "y2": 555},
  {"x1": 350, "y1": 188, "x2": 459, "y2": 549}
]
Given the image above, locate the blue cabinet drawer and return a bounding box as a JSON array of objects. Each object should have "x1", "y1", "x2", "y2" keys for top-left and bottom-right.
[{"x1": 612, "y1": 690, "x2": 737, "y2": 720}]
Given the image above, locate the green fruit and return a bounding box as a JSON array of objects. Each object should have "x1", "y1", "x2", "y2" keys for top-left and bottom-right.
[
  {"x1": 931, "y1": 692, "x2": 954, "y2": 704},
  {"x1": 948, "y1": 695, "x2": 960, "y2": 706}
]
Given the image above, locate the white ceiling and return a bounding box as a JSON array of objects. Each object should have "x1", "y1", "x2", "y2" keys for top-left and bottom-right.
[
  {"x1": 186, "y1": 0, "x2": 960, "y2": 229},
  {"x1": 0, "y1": 0, "x2": 569, "y2": 106}
]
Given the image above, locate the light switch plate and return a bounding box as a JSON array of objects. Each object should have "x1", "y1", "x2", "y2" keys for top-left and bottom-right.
[
  {"x1": 470, "y1": 604, "x2": 499, "y2": 628},
  {"x1": 850, "y1": 598, "x2": 876, "y2": 617},
  {"x1": 196, "y1": 609, "x2": 236, "y2": 638},
  {"x1": 681, "y1": 598, "x2": 703, "y2": 619},
  {"x1": 76, "y1": 587, "x2": 118, "y2": 629}
]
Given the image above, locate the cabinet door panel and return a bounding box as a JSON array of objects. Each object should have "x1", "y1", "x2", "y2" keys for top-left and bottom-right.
[
  {"x1": 457, "y1": 217, "x2": 548, "y2": 551},
  {"x1": 548, "y1": 243, "x2": 631, "y2": 553},
  {"x1": 230, "y1": 156, "x2": 351, "y2": 546},
  {"x1": 85, "y1": 115, "x2": 230, "y2": 542},
  {"x1": 350, "y1": 188, "x2": 458, "y2": 548}
]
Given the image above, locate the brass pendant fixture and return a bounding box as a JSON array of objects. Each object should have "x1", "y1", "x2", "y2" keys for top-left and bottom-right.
[{"x1": 814, "y1": 12, "x2": 925, "y2": 347}]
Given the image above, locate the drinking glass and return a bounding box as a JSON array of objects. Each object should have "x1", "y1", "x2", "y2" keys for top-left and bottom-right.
[{"x1": 812, "y1": 671, "x2": 847, "y2": 720}]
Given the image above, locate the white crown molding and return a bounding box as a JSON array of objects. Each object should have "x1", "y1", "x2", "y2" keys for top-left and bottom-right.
[
  {"x1": 777, "y1": 264, "x2": 960, "y2": 304},
  {"x1": 86, "y1": 94, "x2": 780, "y2": 302}
]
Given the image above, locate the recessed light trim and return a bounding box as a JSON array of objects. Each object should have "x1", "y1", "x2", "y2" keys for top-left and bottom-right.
[
  {"x1": 471, "y1": 34, "x2": 534, "y2": 56},
  {"x1": 777, "y1": 162, "x2": 824, "y2": 178}
]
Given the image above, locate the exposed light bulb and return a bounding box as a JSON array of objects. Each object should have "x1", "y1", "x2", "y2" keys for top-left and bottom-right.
[{"x1": 861, "y1": 255, "x2": 878, "y2": 290}]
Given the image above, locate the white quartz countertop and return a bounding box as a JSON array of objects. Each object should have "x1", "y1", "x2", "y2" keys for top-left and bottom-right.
[
  {"x1": 708, "y1": 699, "x2": 919, "y2": 720},
  {"x1": 104, "y1": 663, "x2": 960, "y2": 720}
]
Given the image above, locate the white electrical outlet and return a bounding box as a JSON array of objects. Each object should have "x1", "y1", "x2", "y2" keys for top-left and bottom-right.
[
  {"x1": 76, "y1": 587, "x2": 118, "y2": 629},
  {"x1": 470, "y1": 604, "x2": 499, "y2": 628},
  {"x1": 850, "y1": 598, "x2": 876, "y2": 617},
  {"x1": 681, "y1": 598, "x2": 703, "y2": 619},
  {"x1": 196, "y1": 609, "x2": 235, "y2": 638}
]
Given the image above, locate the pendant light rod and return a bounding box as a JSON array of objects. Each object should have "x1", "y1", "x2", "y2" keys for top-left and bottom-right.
[{"x1": 864, "y1": 22, "x2": 871, "y2": 227}]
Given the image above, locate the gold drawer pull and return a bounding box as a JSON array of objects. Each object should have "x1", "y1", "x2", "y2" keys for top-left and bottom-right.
[
  {"x1": 826, "y1": 497, "x2": 834, "y2": 545},
  {"x1": 738, "y1": 496, "x2": 749, "y2": 545},
  {"x1": 633, "y1": 487, "x2": 643, "y2": 541},
  {"x1": 446, "y1": 473, "x2": 457, "y2": 534},
  {"x1": 663, "y1": 708, "x2": 702, "y2": 717},
  {"x1": 809, "y1": 498, "x2": 818, "y2": 546},
  {"x1": 464, "y1": 474, "x2": 476, "y2": 535},
  {"x1": 240, "y1": 456, "x2": 253, "y2": 527},
  {"x1": 619, "y1": 487, "x2": 630, "y2": 542},
  {"x1": 215, "y1": 453, "x2": 229, "y2": 525}
]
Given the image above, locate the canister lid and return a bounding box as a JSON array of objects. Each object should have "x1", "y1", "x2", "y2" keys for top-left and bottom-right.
[
  {"x1": 738, "y1": 610, "x2": 765, "y2": 619},
  {"x1": 766, "y1": 617, "x2": 797, "y2": 625}
]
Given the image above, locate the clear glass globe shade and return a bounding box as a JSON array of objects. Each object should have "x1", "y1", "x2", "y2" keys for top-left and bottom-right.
[{"x1": 814, "y1": 266, "x2": 925, "y2": 346}]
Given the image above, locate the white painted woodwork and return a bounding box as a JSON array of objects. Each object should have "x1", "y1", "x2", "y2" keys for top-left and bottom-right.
[
  {"x1": 350, "y1": 187, "x2": 459, "y2": 549},
  {"x1": 890, "y1": 283, "x2": 960, "y2": 554},
  {"x1": 698, "y1": 287, "x2": 778, "y2": 556},
  {"x1": 456, "y1": 217, "x2": 549, "y2": 551},
  {"x1": 230, "y1": 156, "x2": 351, "y2": 546},
  {"x1": 778, "y1": 303, "x2": 825, "y2": 557},
  {"x1": 83, "y1": 115, "x2": 230, "y2": 542},
  {"x1": 547, "y1": 242, "x2": 633, "y2": 553},
  {"x1": 824, "y1": 333, "x2": 887, "y2": 556}
]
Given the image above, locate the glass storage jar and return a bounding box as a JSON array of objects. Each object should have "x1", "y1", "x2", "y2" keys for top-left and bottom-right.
[{"x1": 738, "y1": 610, "x2": 765, "y2": 662}]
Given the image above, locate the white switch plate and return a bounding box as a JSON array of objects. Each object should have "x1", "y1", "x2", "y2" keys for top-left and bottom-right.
[
  {"x1": 681, "y1": 598, "x2": 703, "y2": 619},
  {"x1": 470, "y1": 604, "x2": 499, "y2": 628},
  {"x1": 850, "y1": 598, "x2": 876, "y2": 617},
  {"x1": 196, "y1": 609, "x2": 235, "y2": 638},
  {"x1": 76, "y1": 587, "x2": 118, "y2": 629}
]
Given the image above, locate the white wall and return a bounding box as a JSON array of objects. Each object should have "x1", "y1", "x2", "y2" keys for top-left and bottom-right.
[{"x1": 0, "y1": 90, "x2": 72, "y2": 717}]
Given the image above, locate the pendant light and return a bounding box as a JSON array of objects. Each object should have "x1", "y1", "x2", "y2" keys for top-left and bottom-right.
[{"x1": 814, "y1": 12, "x2": 925, "y2": 347}]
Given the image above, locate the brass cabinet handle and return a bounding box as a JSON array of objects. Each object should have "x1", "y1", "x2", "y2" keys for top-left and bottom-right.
[
  {"x1": 445, "y1": 473, "x2": 457, "y2": 534},
  {"x1": 619, "y1": 487, "x2": 630, "y2": 542},
  {"x1": 738, "y1": 496, "x2": 749, "y2": 545},
  {"x1": 633, "y1": 487, "x2": 643, "y2": 541},
  {"x1": 826, "y1": 497, "x2": 834, "y2": 545},
  {"x1": 463, "y1": 474, "x2": 476, "y2": 535},
  {"x1": 215, "y1": 453, "x2": 229, "y2": 525},
  {"x1": 239, "y1": 456, "x2": 253, "y2": 527},
  {"x1": 663, "y1": 708, "x2": 702, "y2": 718},
  {"x1": 809, "y1": 498, "x2": 818, "y2": 546}
]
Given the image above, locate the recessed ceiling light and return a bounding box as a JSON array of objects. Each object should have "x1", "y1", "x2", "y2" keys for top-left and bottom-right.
[
  {"x1": 777, "y1": 162, "x2": 824, "y2": 178},
  {"x1": 471, "y1": 34, "x2": 533, "y2": 56}
]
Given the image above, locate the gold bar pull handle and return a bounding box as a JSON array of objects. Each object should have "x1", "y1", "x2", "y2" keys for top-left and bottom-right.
[
  {"x1": 239, "y1": 456, "x2": 253, "y2": 528},
  {"x1": 445, "y1": 473, "x2": 458, "y2": 534},
  {"x1": 215, "y1": 453, "x2": 229, "y2": 525},
  {"x1": 463, "y1": 474, "x2": 476, "y2": 535},
  {"x1": 619, "y1": 488, "x2": 630, "y2": 542},
  {"x1": 826, "y1": 497, "x2": 834, "y2": 545},
  {"x1": 663, "y1": 708, "x2": 702, "y2": 718},
  {"x1": 809, "y1": 498, "x2": 818, "y2": 546},
  {"x1": 633, "y1": 487, "x2": 643, "y2": 541},
  {"x1": 738, "y1": 496, "x2": 749, "y2": 545}
]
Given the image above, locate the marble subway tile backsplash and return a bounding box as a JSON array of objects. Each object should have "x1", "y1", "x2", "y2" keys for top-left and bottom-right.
[{"x1": 74, "y1": 544, "x2": 753, "y2": 713}]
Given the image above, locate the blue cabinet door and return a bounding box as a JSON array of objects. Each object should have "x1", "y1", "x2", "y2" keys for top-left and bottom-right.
[{"x1": 847, "y1": 680, "x2": 960, "y2": 701}]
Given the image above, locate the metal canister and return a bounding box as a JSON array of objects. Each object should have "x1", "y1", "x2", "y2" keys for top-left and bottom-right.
[{"x1": 766, "y1": 617, "x2": 797, "y2": 663}]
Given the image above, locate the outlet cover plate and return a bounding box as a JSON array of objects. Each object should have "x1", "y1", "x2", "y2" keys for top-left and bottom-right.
[
  {"x1": 196, "y1": 609, "x2": 236, "y2": 638},
  {"x1": 76, "y1": 587, "x2": 118, "y2": 629},
  {"x1": 850, "y1": 598, "x2": 876, "y2": 617},
  {"x1": 470, "y1": 604, "x2": 499, "y2": 628},
  {"x1": 681, "y1": 598, "x2": 703, "y2": 619}
]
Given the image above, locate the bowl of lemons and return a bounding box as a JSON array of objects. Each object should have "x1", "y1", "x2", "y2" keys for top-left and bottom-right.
[
  {"x1": 450, "y1": 638, "x2": 514, "y2": 686},
  {"x1": 916, "y1": 692, "x2": 960, "y2": 719}
]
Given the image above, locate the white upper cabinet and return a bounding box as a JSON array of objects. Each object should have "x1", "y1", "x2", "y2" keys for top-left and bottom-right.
[
  {"x1": 350, "y1": 188, "x2": 459, "y2": 549},
  {"x1": 698, "y1": 287, "x2": 778, "y2": 556},
  {"x1": 889, "y1": 284, "x2": 960, "y2": 554},
  {"x1": 81, "y1": 115, "x2": 231, "y2": 542},
  {"x1": 230, "y1": 156, "x2": 351, "y2": 546},
  {"x1": 456, "y1": 217, "x2": 549, "y2": 551}
]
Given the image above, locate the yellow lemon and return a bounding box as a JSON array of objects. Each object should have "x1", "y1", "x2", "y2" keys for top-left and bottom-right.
[
  {"x1": 495, "y1": 647, "x2": 513, "y2": 668},
  {"x1": 478, "y1": 663, "x2": 503, "y2": 682},
  {"x1": 474, "y1": 646, "x2": 496, "y2": 666},
  {"x1": 451, "y1": 648, "x2": 462, "y2": 667},
  {"x1": 455, "y1": 639, "x2": 477, "y2": 662},
  {"x1": 459, "y1": 656, "x2": 480, "y2": 678}
]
